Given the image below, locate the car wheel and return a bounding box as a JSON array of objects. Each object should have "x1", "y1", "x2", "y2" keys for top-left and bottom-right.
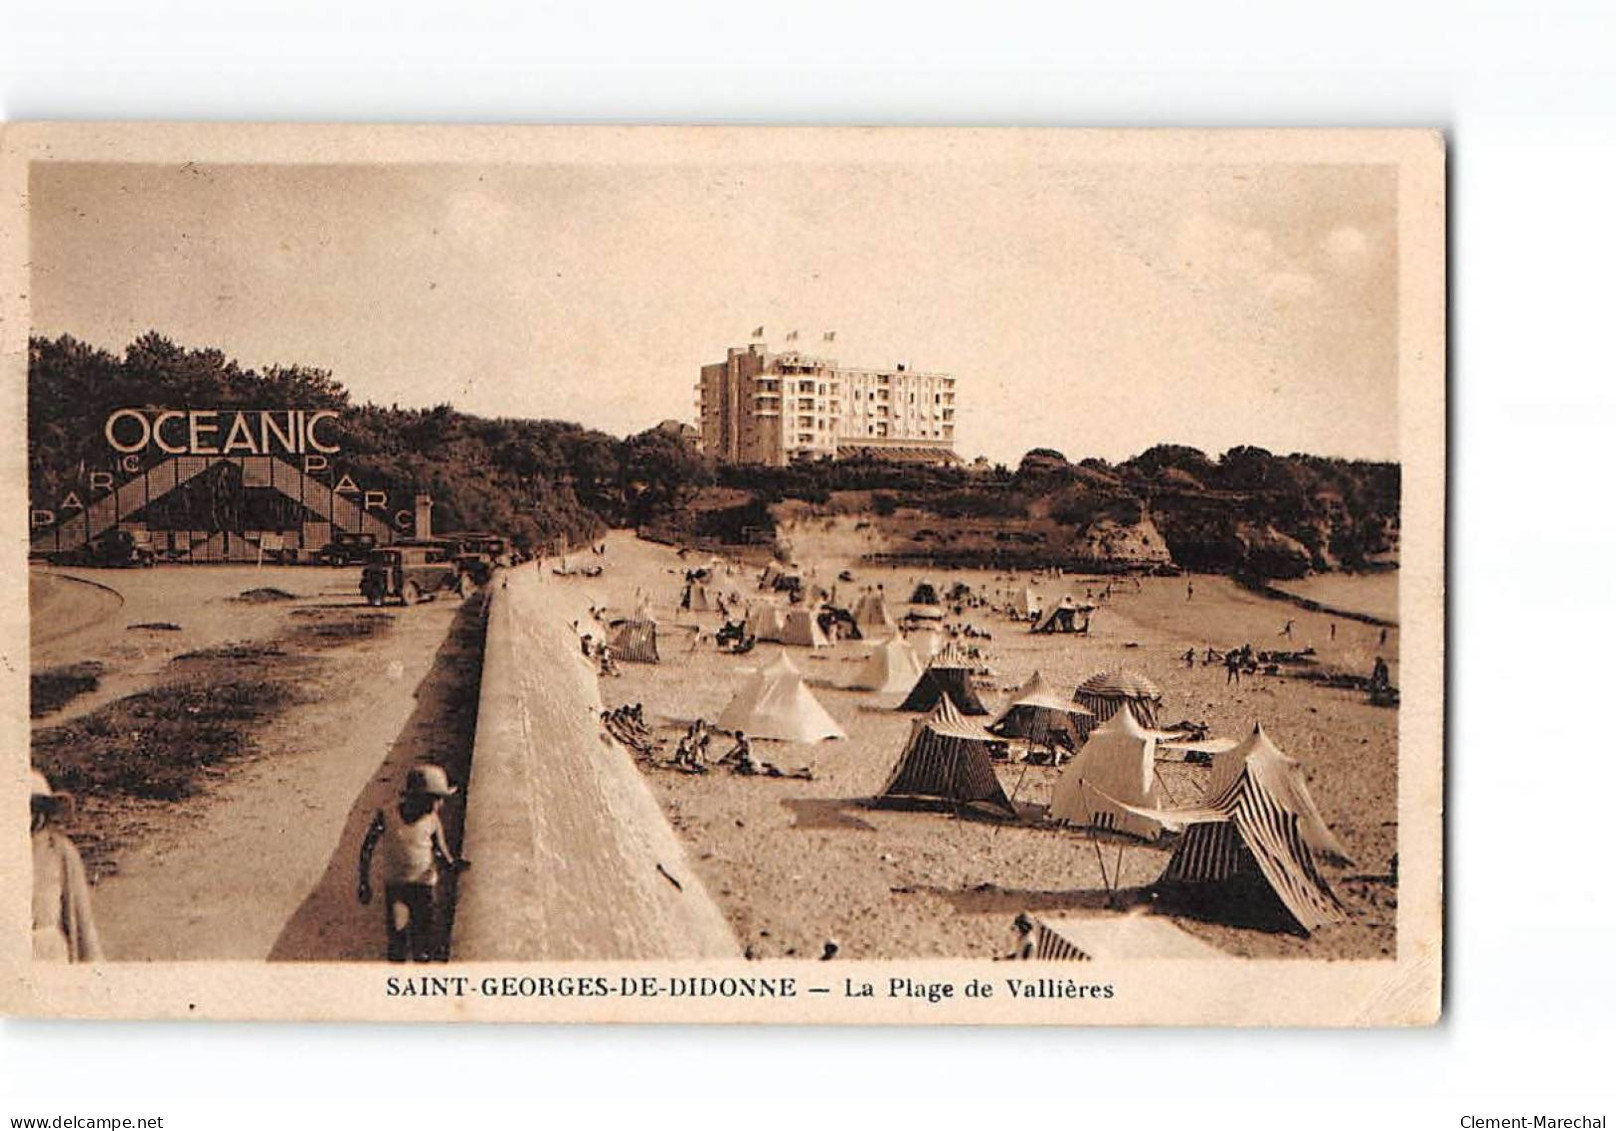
[{"x1": 402, "y1": 582, "x2": 422, "y2": 606}]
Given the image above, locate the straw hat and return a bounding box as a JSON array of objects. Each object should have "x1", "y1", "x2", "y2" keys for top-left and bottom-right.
[{"x1": 402, "y1": 764, "x2": 457, "y2": 798}]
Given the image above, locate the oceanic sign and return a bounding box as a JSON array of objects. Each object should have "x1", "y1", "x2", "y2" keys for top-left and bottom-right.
[{"x1": 103, "y1": 409, "x2": 341, "y2": 456}]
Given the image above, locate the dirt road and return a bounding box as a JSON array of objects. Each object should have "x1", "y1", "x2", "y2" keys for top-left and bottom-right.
[{"x1": 29, "y1": 564, "x2": 477, "y2": 961}]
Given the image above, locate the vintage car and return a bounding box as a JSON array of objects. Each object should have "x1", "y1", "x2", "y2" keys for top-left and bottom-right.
[
  {"x1": 48, "y1": 529, "x2": 156, "y2": 569},
  {"x1": 444, "y1": 532, "x2": 510, "y2": 585},
  {"x1": 314, "y1": 531, "x2": 378, "y2": 567},
  {"x1": 359, "y1": 542, "x2": 472, "y2": 606}
]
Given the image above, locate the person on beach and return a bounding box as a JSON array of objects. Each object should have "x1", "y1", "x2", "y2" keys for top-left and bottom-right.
[
  {"x1": 1225, "y1": 650, "x2": 1242, "y2": 685},
  {"x1": 1186, "y1": 580, "x2": 1193, "y2": 602},
  {"x1": 359, "y1": 764, "x2": 468, "y2": 964},
  {"x1": 30, "y1": 769, "x2": 103, "y2": 963},
  {"x1": 1379, "y1": 626, "x2": 1389, "y2": 647},
  {"x1": 1370, "y1": 655, "x2": 1391, "y2": 693},
  {"x1": 1330, "y1": 622, "x2": 1337, "y2": 641},
  {"x1": 1279, "y1": 618, "x2": 1294, "y2": 639}
]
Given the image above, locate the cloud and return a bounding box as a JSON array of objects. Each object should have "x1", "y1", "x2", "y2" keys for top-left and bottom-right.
[{"x1": 1174, "y1": 212, "x2": 1318, "y2": 303}]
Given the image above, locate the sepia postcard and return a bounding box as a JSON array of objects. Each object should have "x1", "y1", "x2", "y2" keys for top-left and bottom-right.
[{"x1": 0, "y1": 124, "x2": 1444, "y2": 1024}]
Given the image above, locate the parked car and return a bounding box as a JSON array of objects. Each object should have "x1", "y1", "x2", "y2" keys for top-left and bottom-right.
[
  {"x1": 314, "y1": 531, "x2": 378, "y2": 567},
  {"x1": 48, "y1": 529, "x2": 156, "y2": 569},
  {"x1": 359, "y1": 542, "x2": 473, "y2": 606},
  {"x1": 443, "y1": 532, "x2": 510, "y2": 586}
]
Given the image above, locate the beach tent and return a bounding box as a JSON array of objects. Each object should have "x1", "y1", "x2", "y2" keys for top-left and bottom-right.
[
  {"x1": 1124, "y1": 722, "x2": 1349, "y2": 935},
  {"x1": 909, "y1": 581, "x2": 940, "y2": 606},
  {"x1": 875, "y1": 695, "x2": 1015, "y2": 816},
  {"x1": 1025, "y1": 913, "x2": 1225, "y2": 960},
  {"x1": 908, "y1": 629, "x2": 945, "y2": 658},
  {"x1": 988, "y1": 670, "x2": 1096, "y2": 749},
  {"x1": 1007, "y1": 588, "x2": 1040, "y2": 621},
  {"x1": 905, "y1": 601, "x2": 946, "y2": 622},
  {"x1": 607, "y1": 619, "x2": 660, "y2": 664},
  {"x1": 1031, "y1": 597, "x2": 1091, "y2": 635},
  {"x1": 779, "y1": 607, "x2": 831, "y2": 648},
  {"x1": 681, "y1": 583, "x2": 713, "y2": 612},
  {"x1": 633, "y1": 595, "x2": 656, "y2": 623},
  {"x1": 1048, "y1": 704, "x2": 1162, "y2": 838},
  {"x1": 849, "y1": 635, "x2": 926, "y2": 693},
  {"x1": 898, "y1": 640, "x2": 991, "y2": 715},
  {"x1": 745, "y1": 603, "x2": 788, "y2": 643},
  {"x1": 1073, "y1": 670, "x2": 1164, "y2": 728},
  {"x1": 853, "y1": 590, "x2": 897, "y2": 634},
  {"x1": 759, "y1": 562, "x2": 785, "y2": 589},
  {"x1": 716, "y1": 652, "x2": 845, "y2": 744}
]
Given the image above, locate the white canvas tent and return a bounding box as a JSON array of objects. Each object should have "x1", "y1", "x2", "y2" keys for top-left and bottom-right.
[
  {"x1": 716, "y1": 652, "x2": 846, "y2": 744},
  {"x1": 745, "y1": 603, "x2": 788, "y2": 643},
  {"x1": 1007, "y1": 587, "x2": 1040, "y2": 620},
  {"x1": 849, "y1": 635, "x2": 925, "y2": 693},
  {"x1": 1048, "y1": 703, "x2": 1162, "y2": 838},
  {"x1": 779, "y1": 607, "x2": 830, "y2": 648},
  {"x1": 682, "y1": 583, "x2": 713, "y2": 612},
  {"x1": 853, "y1": 590, "x2": 897, "y2": 634}
]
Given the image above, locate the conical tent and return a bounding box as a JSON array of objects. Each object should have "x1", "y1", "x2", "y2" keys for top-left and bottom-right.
[
  {"x1": 849, "y1": 635, "x2": 925, "y2": 693},
  {"x1": 1202, "y1": 722, "x2": 1351, "y2": 863},
  {"x1": 1048, "y1": 703, "x2": 1161, "y2": 837},
  {"x1": 1031, "y1": 603, "x2": 1089, "y2": 634},
  {"x1": 853, "y1": 591, "x2": 897, "y2": 633},
  {"x1": 745, "y1": 603, "x2": 788, "y2": 643},
  {"x1": 717, "y1": 652, "x2": 845, "y2": 743},
  {"x1": 1074, "y1": 670, "x2": 1163, "y2": 727},
  {"x1": 908, "y1": 629, "x2": 945, "y2": 658},
  {"x1": 607, "y1": 619, "x2": 660, "y2": 664},
  {"x1": 1118, "y1": 722, "x2": 1349, "y2": 935},
  {"x1": 682, "y1": 583, "x2": 713, "y2": 612},
  {"x1": 1007, "y1": 588, "x2": 1040, "y2": 619},
  {"x1": 898, "y1": 641, "x2": 990, "y2": 715},
  {"x1": 633, "y1": 596, "x2": 656, "y2": 623},
  {"x1": 988, "y1": 670, "x2": 1096, "y2": 748},
  {"x1": 876, "y1": 695, "x2": 1015, "y2": 816},
  {"x1": 778, "y1": 607, "x2": 830, "y2": 648}
]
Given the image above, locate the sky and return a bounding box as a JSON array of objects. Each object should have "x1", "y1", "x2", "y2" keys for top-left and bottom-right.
[{"x1": 30, "y1": 158, "x2": 1398, "y2": 465}]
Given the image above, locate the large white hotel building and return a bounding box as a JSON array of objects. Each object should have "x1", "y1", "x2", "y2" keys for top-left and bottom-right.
[{"x1": 697, "y1": 342, "x2": 958, "y2": 466}]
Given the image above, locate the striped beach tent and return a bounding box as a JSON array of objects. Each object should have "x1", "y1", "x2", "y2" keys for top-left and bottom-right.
[
  {"x1": 876, "y1": 695, "x2": 1015, "y2": 817},
  {"x1": 607, "y1": 619, "x2": 660, "y2": 664},
  {"x1": 1047, "y1": 703, "x2": 1162, "y2": 838},
  {"x1": 1027, "y1": 913, "x2": 1225, "y2": 960},
  {"x1": 989, "y1": 670, "x2": 1096, "y2": 749},
  {"x1": 1073, "y1": 670, "x2": 1163, "y2": 728},
  {"x1": 1126, "y1": 722, "x2": 1349, "y2": 935},
  {"x1": 898, "y1": 640, "x2": 990, "y2": 715}
]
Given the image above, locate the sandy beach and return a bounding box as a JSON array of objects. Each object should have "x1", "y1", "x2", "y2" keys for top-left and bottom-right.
[{"x1": 581, "y1": 529, "x2": 1400, "y2": 961}]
